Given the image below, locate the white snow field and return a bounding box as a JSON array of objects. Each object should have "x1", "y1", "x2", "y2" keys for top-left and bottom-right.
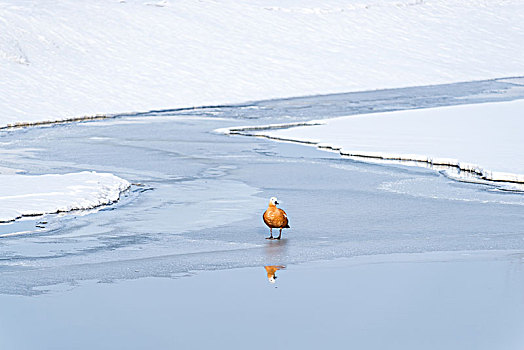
[
  {"x1": 0, "y1": 172, "x2": 130, "y2": 223},
  {"x1": 1, "y1": 0, "x2": 524, "y2": 220},
  {"x1": 228, "y1": 99, "x2": 524, "y2": 185},
  {"x1": 1, "y1": 0, "x2": 524, "y2": 127}
]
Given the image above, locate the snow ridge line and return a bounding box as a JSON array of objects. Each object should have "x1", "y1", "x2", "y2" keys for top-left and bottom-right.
[
  {"x1": 0, "y1": 115, "x2": 112, "y2": 130},
  {"x1": 0, "y1": 102, "x2": 253, "y2": 130}
]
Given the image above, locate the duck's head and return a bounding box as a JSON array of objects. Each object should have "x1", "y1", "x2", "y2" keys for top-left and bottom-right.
[{"x1": 269, "y1": 197, "x2": 279, "y2": 206}]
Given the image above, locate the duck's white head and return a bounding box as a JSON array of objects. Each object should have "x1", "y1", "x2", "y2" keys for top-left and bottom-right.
[
  {"x1": 269, "y1": 197, "x2": 279, "y2": 206},
  {"x1": 268, "y1": 276, "x2": 276, "y2": 283}
]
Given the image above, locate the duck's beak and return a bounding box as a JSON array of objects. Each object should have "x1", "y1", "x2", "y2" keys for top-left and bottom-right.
[{"x1": 275, "y1": 201, "x2": 279, "y2": 205}]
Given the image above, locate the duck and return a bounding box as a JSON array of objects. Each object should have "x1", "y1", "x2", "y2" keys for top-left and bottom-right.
[{"x1": 263, "y1": 197, "x2": 289, "y2": 240}]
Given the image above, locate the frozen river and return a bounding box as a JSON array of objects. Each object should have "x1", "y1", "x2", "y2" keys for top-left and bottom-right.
[
  {"x1": 1, "y1": 77, "x2": 524, "y2": 295},
  {"x1": 2, "y1": 78, "x2": 524, "y2": 349}
]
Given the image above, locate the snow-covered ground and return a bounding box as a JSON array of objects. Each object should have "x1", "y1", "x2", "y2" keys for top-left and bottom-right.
[
  {"x1": 0, "y1": 172, "x2": 130, "y2": 223},
  {"x1": 2, "y1": 0, "x2": 524, "y2": 220},
  {"x1": 1, "y1": 0, "x2": 524, "y2": 127},
  {"x1": 222, "y1": 99, "x2": 524, "y2": 187}
]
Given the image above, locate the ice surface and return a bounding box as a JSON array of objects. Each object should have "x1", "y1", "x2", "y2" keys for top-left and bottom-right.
[
  {"x1": 1, "y1": 0, "x2": 524, "y2": 127},
  {"x1": 234, "y1": 99, "x2": 524, "y2": 185},
  {"x1": 2, "y1": 87, "x2": 524, "y2": 295},
  {"x1": 0, "y1": 171, "x2": 130, "y2": 223}
]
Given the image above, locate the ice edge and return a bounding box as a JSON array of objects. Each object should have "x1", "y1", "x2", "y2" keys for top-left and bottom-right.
[
  {"x1": 218, "y1": 123, "x2": 524, "y2": 187},
  {"x1": 0, "y1": 173, "x2": 132, "y2": 224}
]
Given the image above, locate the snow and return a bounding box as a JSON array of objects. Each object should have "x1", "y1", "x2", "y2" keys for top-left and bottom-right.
[
  {"x1": 2, "y1": 0, "x2": 524, "y2": 221},
  {"x1": 227, "y1": 99, "x2": 524, "y2": 185},
  {"x1": 1, "y1": 0, "x2": 524, "y2": 128},
  {"x1": 0, "y1": 171, "x2": 130, "y2": 223}
]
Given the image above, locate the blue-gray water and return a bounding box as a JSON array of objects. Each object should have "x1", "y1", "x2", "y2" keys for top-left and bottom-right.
[
  {"x1": 1, "y1": 77, "x2": 524, "y2": 349},
  {"x1": 1, "y1": 253, "x2": 523, "y2": 350}
]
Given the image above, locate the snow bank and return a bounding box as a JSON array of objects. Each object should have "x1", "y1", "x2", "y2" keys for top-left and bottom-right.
[
  {"x1": 225, "y1": 99, "x2": 524, "y2": 185},
  {"x1": 0, "y1": 172, "x2": 130, "y2": 222},
  {"x1": 1, "y1": 0, "x2": 524, "y2": 127}
]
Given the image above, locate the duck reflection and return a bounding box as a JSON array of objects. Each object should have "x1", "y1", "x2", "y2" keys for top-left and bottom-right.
[{"x1": 264, "y1": 265, "x2": 285, "y2": 284}]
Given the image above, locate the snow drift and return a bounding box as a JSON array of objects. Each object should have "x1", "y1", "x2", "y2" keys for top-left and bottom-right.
[{"x1": 0, "y1": 171, "x2": 130, "y2": 222}]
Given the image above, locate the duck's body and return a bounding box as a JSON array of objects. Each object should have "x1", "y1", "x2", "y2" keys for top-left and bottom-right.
[{"x1": 263, "y1": 197, "x2": 289, "y2": 240}]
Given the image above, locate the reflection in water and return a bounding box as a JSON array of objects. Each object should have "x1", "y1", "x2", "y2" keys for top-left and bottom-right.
[
  {"x1": 264, "y1": 238, "x2": 287, "y2": 283},
  {"x1": 264, "y1": 265, "x2": 285, "y2": 284}
]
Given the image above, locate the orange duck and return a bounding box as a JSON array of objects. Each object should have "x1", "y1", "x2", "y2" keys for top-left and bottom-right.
[{"x1": 263, "y1": 197, "x2": 289, "y2": 240}]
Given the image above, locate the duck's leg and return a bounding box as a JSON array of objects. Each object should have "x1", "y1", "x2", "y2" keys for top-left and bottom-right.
[
  {"x1": 266, "y1": 228, "x2": 274, "y2": 240},
  {"x1": 276, "y1": 229, "x2": 282, "y2": 240}
]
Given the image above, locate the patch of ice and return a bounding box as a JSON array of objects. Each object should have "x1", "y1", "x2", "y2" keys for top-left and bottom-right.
[
  {"x1": 227, "y1": 99, "x2": 524, "y2": 185},
  {"x1": 0, "y1": 171, "x2": 130, "y2": 223}
]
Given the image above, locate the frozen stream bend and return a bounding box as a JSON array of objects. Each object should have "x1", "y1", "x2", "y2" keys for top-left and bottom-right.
[{"x1": 1, "y1": 77, "x2": 524, "y2": 295}]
